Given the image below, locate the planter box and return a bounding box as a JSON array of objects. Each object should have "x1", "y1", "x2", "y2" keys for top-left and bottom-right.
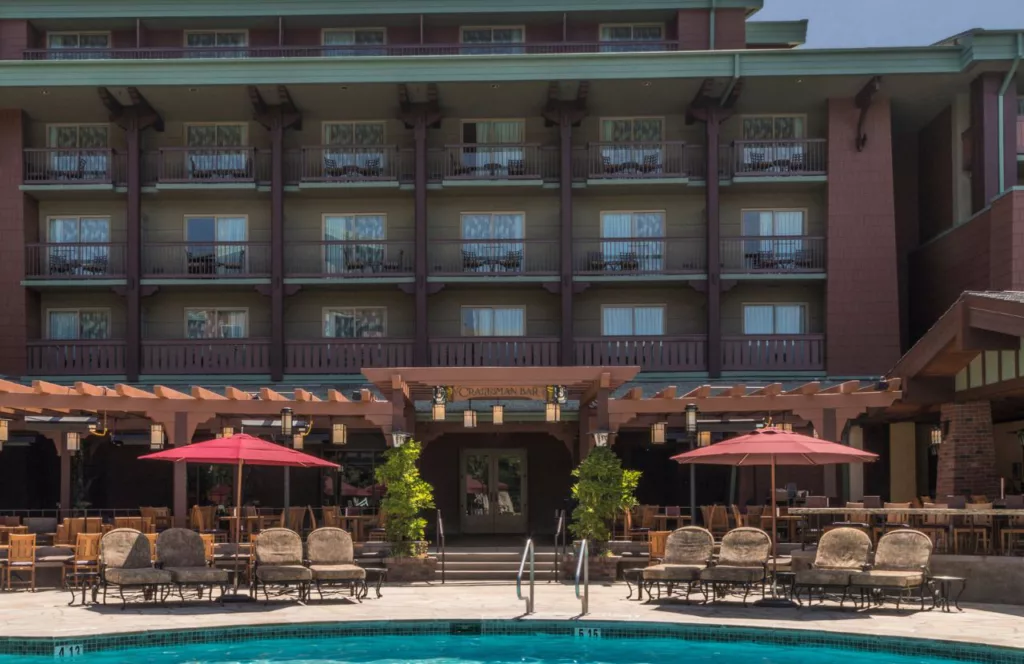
[
  {"x1": 385, "y1": 555, "x2": 437, "y2": 582},
  {"x1": 561, "y1": 552, "x2": 622, "y2": 581}
]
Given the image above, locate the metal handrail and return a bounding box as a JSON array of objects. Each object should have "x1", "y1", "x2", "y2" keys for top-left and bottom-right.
[
  {"x1": 436, "y1": 509, "x2": 446, "y2": 584},
  {"x1": 516, "y1": 538, "x2": 535, "y2": 614},
  {"x1": 553, "y1": 509, "x2": 566, "y2": 582},
  {"x1": 575, "y1": 538, "x2": 589, "y2": 616}
]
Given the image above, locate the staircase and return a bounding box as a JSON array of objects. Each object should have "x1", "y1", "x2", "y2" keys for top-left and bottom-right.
[{"x1": 432, "y1": 546, "x2": 562, "y2": 582}]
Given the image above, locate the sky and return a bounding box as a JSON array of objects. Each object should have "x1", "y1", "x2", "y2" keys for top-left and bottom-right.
[{"x1": 754, "y1": 0, "x2": 1024, "y2": 48}]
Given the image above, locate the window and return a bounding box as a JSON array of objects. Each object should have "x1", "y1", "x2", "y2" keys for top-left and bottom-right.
[
  {"x1": 322, "y1": 28, "x2": 386, "y2": 55},
  {"x1": 185, "y1": 308, "x2": 248, "y2": 339},
  {"x1": 323, "y1": 214, "x2": 386, "y2": 273},
  {"x1": 599, "y1": 118, "x2": 663, "y2": 171},
  {"x1": 185, "y1": 123, "x2": 247, "y2": 177},
  {"x1": 47, "y1": 216, "x2": 111, "y2": 275},
  {"x1": 459, "y1": 120, "x2": 525, "y2": 173},
  {"x1": 600, "y1": 212, "x2": 665, "y2": 271},
  {"x1": 601, "y1": 306, "x2": 665, "y2": 336},
  {"x1": 461, "y1": 306, "x2": 525, "y2": 337},
  {"x1": 184, "y1": 215, "x2": 247, "y2": 275},
  {"x1": 743, "y1": 304, "x2": 805, "y2": 335},
  {"x1": 47, "y1": 309, "x2": 110, "y2": 340},
  {"x1": 322, "y1": 121, "x2": 387, "y2": 171},
  {"x1": 599, "y1": 24, "x2": 664, "y2": 52},
  {"x1": 741, "y1": 210, "x2": 805, "y2": 266},
  {"x1": 742, "y1": 115, "x2": 806, "y2": 140},
  {"x1": 323, "y1": 121, "x2": 385, "y2": 147},
  {"x1": 460, "y1": 27, "x2": 525, "y2": 55},
  {"x1": 46, "y1": 32, "x2": 110, "y2": 59},
  {"x1": 47, "y1": 124, "x2": 109, "y2": 176},
  {"x1": 185, "y1": 30, "x2": 248, "y2": 58},
  {"x1": 740, "y1": 115, "x2": 807, "y2": 171},
  {"x1": 323, "y1": 307, "x2": 387, "y2": 338},
  {"x1": 601, "y1": 118, "x2": 662, "y2": 143},
  {"x1": 461, "y1": 212, "x2": 524, "y2": 273}
]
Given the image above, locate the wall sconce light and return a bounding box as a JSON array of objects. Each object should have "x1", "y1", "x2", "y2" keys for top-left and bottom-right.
[
  {"x1": 391, "y1": 430, "x2": 409, "y2": 448},
  {"x1": 432, "y1": 402, "x2": 446, "y2": 421},
  {"x1": 492, "y1": 404, "x2": 504, "y2": 425},
  {"x1": 780, "y1": 422, "x2": 793, "y2": 433},
  {"x1": 431, "y1": 386, "x2": 447, "y2": 422},
  {"x1": 591, "y1": 429, "x2": 611, "y2": 447},
  {"x1": 66, "y1": 431, "x2": 81, "y2": 453},
  {"x1": 0, "y1": 419, "x2": 8, "y2": 446},
  {"x1": 150, "y1": 424, "x2": 164, "y2": 450},
  {"x1": 331, "y1": 422, "x2": 347, "y2": 445},
  {"x1": 292, "y1": 433, "x2": 304, "y2": 450},
  {"x1": 220, "y1": 426, "x2": 234, "y2": 438},
  {"x1": 930, "y1": 423, "x2": 943, "y2": 449},
  {"x1": 651, "y1": 422, "x2": 666, "y2": 445},
  {"x1": 684, "y1": 403, "x2": 698, "y2": 434},
  {"x1": 463, "y1": 408, "x2": 478, "y2": 428},
  {"x1": 698, "y1": 430, "x2": 712, "y2": 447},
  {"x1": 545, "y1": 402, "x2": 561, "y2": 423},
  {"x1": 280, "y1": 407, "x2": 293, "y2": 437}
]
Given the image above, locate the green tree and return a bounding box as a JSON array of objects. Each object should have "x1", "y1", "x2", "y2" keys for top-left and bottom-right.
[
  {"x1": 374, "y1": 440, "x2": 435, "y2": 557},
  {"x1": 569, "y1": 447, "x2": 641, "y2": 547}
]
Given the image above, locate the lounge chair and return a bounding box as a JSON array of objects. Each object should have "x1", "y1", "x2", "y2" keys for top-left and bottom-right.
[
  {"x1": 306, "y1": 527, "x2": 367, "y2": 601},
  {"x1": 98, "y1": 528, "x2": 172, "y2": 608},
  {"x1": 850, "y1": 529, "x2": 933, "y2": 610},
  {"x1": 792, "y1": 526, "x2": 871, "y2": 607},
  {"x1": 156, "y1": 528, "x2": 230, "y2": 603},
  {"x1": 253, "y1": 527, "x2": 312, "y2": 603},
  {"x1": 641, "y1": 526, "x2": 714, "y2": 602},
  {"x1": 699, "y1": 527, "x2": 771, "y2": 606}
]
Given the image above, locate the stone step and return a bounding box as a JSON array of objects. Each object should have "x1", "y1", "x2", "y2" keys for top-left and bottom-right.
[
  {"x1": 440, "y1": 569, "x2": 562, "y2": 581},
  {"x1": 441, "y1": 560, "x2": 559, "y2": 572}
]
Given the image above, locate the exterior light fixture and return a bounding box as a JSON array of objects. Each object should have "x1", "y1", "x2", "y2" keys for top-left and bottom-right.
[
  {"x1": 684, "y1": 403, "x2": 698, "y2": 434},
  {"x1": 492, "y1": 404, "x2": 504, "y2": 425},
  {"x1": 591, "y1": 429, "x2": 611, "y2": 448},
  {"x1": 545, "y1": 402, "x2": 561, "y2": 423},
  {"x1": 332, "y1": 423, "x2": 347, "y2": 445},
  {"x1": 221, "y1": 426, "x2": 234, "y2": 438},
  {"x1": 463, "y1": 408, "x2": 478, "y2": 428},
  {"x1": 431, "y1": 386, "x2": 447, "y2": 422},
  {"x1": 66, "y1": 431, "x2": 81, "y2": 453},
  {"x1": 432, "y1": 402, "x2": 446, "y2": 421},
  {"x1": 390, "y1": 430, "x2": 409, "y2": 448},
  {"x1": 780, "y1": 422, "x2": 793, "y2": 433},
  {"x1": 88, "y1": 422, "x2": 98, "y2": 434},
  {"x1": 930, "y1": 424, "x2": 943, "y2": 449},
  {"x1": 280, "y1": 407, "x2": 293, "y2": 437},
  {"x1": 698, "y1": 430, "x2": 712, "y2": 447},
  {"x1": 292, "y1": 433, "x2": 305, "y2": 450},
  {"x1": 0, "y1": 419, "x2": 7, "y2": 452},
  {"x1": 150, "y1": 424, "x2": 164, "y2": 450},
  {"x1": 651, "y1": 422, "x2": 666, "y2": 445}
]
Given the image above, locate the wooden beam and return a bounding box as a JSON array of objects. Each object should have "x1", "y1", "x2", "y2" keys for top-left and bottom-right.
[
  {"x1": 0, "y1": 379, "x2": 34, "y2": 394},
  {"x1": 295, "y1": 388, "x2": 321, "y2": 402},
  {"x1": 682, "y1": 385, "x2": 712, "y2": 398},
  {"x1": 191, "y1": 386, "x2": 226, "y2": 400},
  {"x1": 721, "y1": 384, "x2": 747, "y2": 397},
  {"x1": 327, "y1": 389, "x2": 350, "y2": 403},
  {"x1": 783, "y1": 381, "x2": 820, "y2": 396},
  {"x1": 32, "y1": 380, "x2": 72, "y2": 396},
  {"x1": 750, "y1": 383, "x2": 783, "y2": 397},
  {"x1": 74, "y1": 382, "x2": 107, "y2": 397},
  {"x1": 154, "y1": 385, "x2": 192, "y2": 400},
  {"x1": 653, "y1": 386, "x2": 677, "y2": 399},
  {"x1": 623, "y1": 387, "x2": 643, "y2": 400},
  {"x1": 259, "y1": 387, "x2": 287, "y2": 401},
  {"x1": 360, "y1": 389, "x2": 373, "y2": 403},
  {"x1": 224, "y1": 386, "x2": 251, "y2": 400},
  {"x1": 115, "y1": 384, "x2": 156, "y2": 399},
  {"x1": 820, "y1": 380, "x2": 861, "y2": 395}
]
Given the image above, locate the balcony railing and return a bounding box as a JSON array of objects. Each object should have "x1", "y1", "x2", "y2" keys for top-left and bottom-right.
[
  {"x1": 429, "y1": 239, "x2": 558, "y2": 276},
  {"x1": 141, "y1": 339, "x2": 271, "y2": 374},
  {"x1": 721, "y1": 335, "x2": 825, "y2": 371},
  {"x1": 26, "y1": 340, "x2": 126, "y2": 375},
  {"x1": 431, "y1": 144, "x2": 557, "y2": 181},
  {"x1": 285, "y1": 339, "x2": 415, "y2": 373},
  {"x1": 430, "y1": 338, "x2": 560, "y2": 367},
  {"x1": 296, "y1": 146, "x2": 405, "y2": 183},
  {"x1": 584, "y1": 142, "x2": 697, "y2": 180},
  {"x1": 574, "y1": 336, "x2": 707, "y2": 371},
  {"x1": 731, "y1": 139, "x2": 828, "y2": 177},
  {"x1": 720, "y1": 237, "x2": 826, "y2": 273},
  {"x1": 573, "y1": 237, "x2": 705, "y2": 275},
  {"x1": 155, "y1": 148, "x2": 261, "y2": 183},
  {"x1": 142, "y1": 242, "x2": 271, "y2": 278},
  {"x1": 25, "y1": 243, "x2": 126, "y2": 279},
  {"x1": 284, "y1": 241, "x2": 414, "y2": 277},
  {"x1": 23, "y1": 148, "x2": 124, "y2": 185}
]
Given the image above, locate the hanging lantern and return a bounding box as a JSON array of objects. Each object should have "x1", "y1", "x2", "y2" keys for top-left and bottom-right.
[
  {"x1": 280, "y1": 407, "x2": 293, "y2": 437},
  {"x1": 150, "y1": 424, "x2": 164, "y2": 450},
  {"x1": 698, "y1": 430, "x2": 712, "y2": 447},
  {"x1": 492, "y1": 404, "x2": 504, "y2": 425},
  {"x1": 930, "y1": 424, "x2": 943, "y2": 449},
  {"x1": 431, "y1": 386, "x2": 447, "y2": 422},
  {"x1": 591, "y1": 429, "x2": 611, "y2": 447},
  {"x1": 0, "y1": 419, "x2": 7, "y2": 452},
  {"x1": 780, "y1": 422, "x2": 793, "y2": 433},
  {"x1": 221, "y1": 426, "x2": 234, "y2": 438},
  {"x1": 545, "y1": 402, "x2": 561, "y2": 423},
  {"x1": 331, "y1": 422, "x2": 347, "y2": 445},
  {"x1": 432, "y1": 402, "x2": 446, "y2": 421},
  {"x1": 293, "y1": 433, "x2": 304, "y2": 450},
  {"x1": 463, "y1": 409, "x2": 477, "y2": 428},
  {"x1": 391, "y1": 430, "x2": 409, "y2": 448},
  {"x1": 651, "y1": 422, "x2": 666, "y2": 445},
  {"x1": 684, "y1": 403, "x2": 698, "y2": 434},
  {"x1": 66, "y1": 431, "x2": 81, "y2": 453}
]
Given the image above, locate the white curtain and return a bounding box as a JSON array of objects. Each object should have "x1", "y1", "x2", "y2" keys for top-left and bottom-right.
[
  {"x1": 603, "y1": 306, "x2": 663, "y2": 336},
  {"x1": 743, "y1": 305, "x2": 804, "y2": 335},
  {"x1": 324, "y1": 308, "x2": 386, "y2": 338},
  {"x1": 187, "y1": 309, "x2": 247, "y2": 339},
  {"x1": 48, "y1": 125, "x2": 108, "y2": 174},
  {"x1": 325, "y1": 215, "x2": 386, "y2": 274},
  {"x1": 48, "y1": 217, "x2": 109, "y2": 274},
  {"x1": 774, "y1": 211, "x2": 804, "y2": 260},
  {"x1": 462, "y1": 308, "x2": 524, "y2": 337},
  {"x1": 324, "y1": 122, "x2": 386, "y2": 168},
  {"x1": 216, "y1": 217, "x2": 247, "y2": 273},
  {"x1": 461, "y1": 213, "x2": 524, "y2": 272},
  {"x1": 774, "y1": 305, "x2": 804, "y2": 334},
  {"x1": 601, "y1": 212, "x2": 663, "y2": 270},
  {"x1": 600, "y1": 119, "x2": 663, "y2": 170},
  {"x1": 48, "y1": 311, "x2": 108, "y2": 340},
  {"x1": 187, "y1": 125, "x2": 246, "y2": 174},
  {"x1": 48, "y1": 312, "x2": 80, "y2": 340},
  {"x1": 464, "y1": 121, "x2": 524, "y2": 171},
  {"x1": 493, "y1": 308, "x2": 525, "y2": 336},
  {"x1": 323, "y1": 29, "x2": 385, "y2": 55}
]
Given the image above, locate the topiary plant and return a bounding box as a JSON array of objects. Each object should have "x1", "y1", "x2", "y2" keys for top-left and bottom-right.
[
  {"x1": 374, "y1": 439, "x2": 435, "y2": 557},
  {"x1": 569, "y1": 446, "x2": 641, "y2": 550}
]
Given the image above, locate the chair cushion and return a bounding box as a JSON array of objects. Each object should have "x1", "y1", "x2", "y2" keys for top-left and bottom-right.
[
  {"x1": 307, "y1": 528, "x2": 355, "y2": 565},
  {"x1": 254, "y1": 528, "x2": 304, "y2": 566},
  {"x1": 256, "y1": 565, "x2": 313, "y2": 583},
  {"x1": 104, "y1": 567, "x2": 172, "y2": 586},
  {"x1": 310, "y1": 564, "x2": 366, "y2": 581},
  {"x1": 642, "y1": 564, "x2": 704, "y2": 581},
  {"x1": 157, "y1": 529, "x2": 207, "y2": 568},
  {"x1": 849, "y1": 570, "x2": 925, "y2": 588},
  {"x1": 794, "y1": 568, "x2": 855, "y2": 587},
  {"x1": 167, "y1": 566, "x2": 230, "y2": 584},
  {"x1": 700, "y1": 565, "x2": 765, "y2": 583}
]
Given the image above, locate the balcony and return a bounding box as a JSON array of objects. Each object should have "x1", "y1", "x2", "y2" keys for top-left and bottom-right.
[
  {"x1": 153, "y1": 148, "x2": 269, "y2": 185},
  {"x1": 142, "y1": 242, "x2": 271, "y2": 279},
  {"x1": 430, "y1": 338, "x2": 560, "y2": 367},
  {"x1": 285, "y1": 340, "x2": 415, "y2": 373},
  {"x1": 721, "y1": 335, "x2": 825, "y2": 371},
  {"x1": 294, "y1": 146, "x2": 408, "y2": 185},
  {"x1": 573, "y1": 238, "x2": 705, "y2": 277},
  {"x1": 23, "y1": 148, "x2": 124, "y2": 187},
  {"x1": 24, "y1": 243, "x2": 126, "y2": 281},
  {"x1": 431, "y1": 145, "x2": 557, "y2": 183},
  {"x1": 730, "y1": 139, "x2": 827, "y2": 178},
  {"x1": 141, "y1": 339, "x2": 271, "y2": 374},
  {"x1": 285, "y1": 241, "x2": 414, "y2": 279},
  {"x1": 429, "y1": 240, "x2": 558, "y2": 277},
  {"x1": 575, "y1": 336, "x2": 707, "y2": 371},
  {"x1": 26, "y1": 340, "x2": 126, "y2": 376},
  {"x1": 580, "y1": 142, "x2": 697, "y2": 181},
  {"x1": 720, "y1": 237, "x2": 826, "y2": 274}
]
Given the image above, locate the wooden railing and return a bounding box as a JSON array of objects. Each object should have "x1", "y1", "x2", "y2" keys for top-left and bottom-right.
[
  {"x1": 23, "y1": 148, "x2": 123, "y2": 185},
  {"x1": 431, "y1": 144, "x2": 557, "y2": 181},
  {"x1": 573, "y1": 237, "x2": 705, "y2": 274},
  {"x1": 141, "y1": 339, "x2": 271, "y2": 374},
  {"x1": 720, "y1": 237, "x2": 826, "y2": 273},
  {"x1": 284, "y1": 240, "x2": 414, "y2": 277},
  {"x1": 25, "y1": 243, "x2": 126, "y2": 279},
  {"x1": 26, "y1": 340, "x2": 126, "y2": 375},
  {"x1": 428, "y1": 239, "x2": 558, "y2": 276},
  {"x1": 430, "y1": 338, "x2": 560, "y2": 367},
  {"x1": 584, "y1": 142, "x2": 695, "y2": 179},
  {"x1": 156, "y1": 147, "x2": 257, "y2": 183},
  {"x1": 142, "y1": 242, "x2": 271, "y2": 278},
  {"x1": 721, "y1": 335, "x2": 825, "y2": 371},
  {"x1": 731, "y1": 139, "x2": 828, "y2": 176},
  {"x1": 285, "y1": 340, "x2": 415, "y2": 373},
  {"x1": 574, "y1": 337, "x2": 706, "y2": 371},
  {"x1": 296, "y1": 146, "x2": 405, "y2": 182}
]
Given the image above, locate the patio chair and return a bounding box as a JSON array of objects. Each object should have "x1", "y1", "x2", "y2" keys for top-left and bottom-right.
[
  {"x1": 145, "y1": 533, "x2": 159, "y2": 564},
  {"x1": 917, "y1": 503, "x2": 950, "y2": 553},
  {"x1": 850, "y1": 530, "x2": 933, "y2": 610},
  {"x1": 800, "y1": 496, "x2": 830, "y2": 548},
  {"x1": 699, "y1": 527, "x2": 771, "y2": 606},
  {"x1": 700, "y1": 505, "x2": 729, "y2": 539},
  {"x1": 642, "y1": 526, "x2": 714, "y2": 602},
  {"x1": 792, "y1": 526, "x2": 872, "y2": 607},
  {"x1": 306, "y1": 527, "x2": 367, "y2": 601},
  {"x1": 62, "y1": 532, "x2": 101, "y2": 591},
  {"x1": 953, "y1": 502, "x2": 993, "y2": 554},
  {"x1": 190, "y1": 505, "x2": 227, "y2": 542},
  {"x1": 872, "y1": 502, "x2": 911, "y2": 542},
  {"x1": 157, "y1": 528, "x2": 229, "y2": 603},
  {"x1": 253, "y1": 527, "x2": 312, "y2": 603},
  {"x1": 1002, "y1": 512, "x2": 1024, "y2": 553},
  {"x1": 615, "y1": 508, "x2": 649, "y2": 542},
  {"x1": 4, "y1": 534, "x2": 36, "y2": 591},
  {"x1": 98, "y1": 528, "x2": 172, "y2": 608},
  {"x1": 140, "y1": 507, "x2": 172, "y2": 531},
  {"x1": 647, "y1": 530, "x2": 671, "y2": 564}
]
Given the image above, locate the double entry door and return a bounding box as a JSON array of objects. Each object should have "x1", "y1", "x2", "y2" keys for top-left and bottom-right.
[{"x1": 460, "y1": 448, "x2": 527, "y2": 534}]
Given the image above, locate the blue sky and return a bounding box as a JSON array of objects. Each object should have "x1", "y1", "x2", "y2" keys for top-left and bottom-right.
[{"x1": 754, "y1": 0, "x2": 1024, "y2": 48}]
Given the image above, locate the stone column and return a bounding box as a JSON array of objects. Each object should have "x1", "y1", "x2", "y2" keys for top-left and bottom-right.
[
  {"x1": 936, "y1": 401, "x2": 999, "y2": 498},
  {"x1": 888, "y1": 421, "x2": 917, "y2": 502}
]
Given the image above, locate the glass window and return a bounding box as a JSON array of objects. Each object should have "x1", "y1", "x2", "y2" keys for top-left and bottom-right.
[
  {"x1": 185, "y1": 124, "x2": 247, "y2": 177},
  {"x1": 323, "y1": 122, "x2": 386, "y2": 146},
  {"x1": 186, "y1": 124, "x2": 246, "y2": 147},
  {"x1": 601, "y1": 306, "x2": 665, "y2": 336},
  {"x1": 600, "y1": 211, "x2": 665, "y2": 271},
  {"x1": 743, "y1": 304, "x2": 805, "y2": 335},
  {"x1": 460, "y1": 213, "x2": 524, "y2": 273},
  {"x1": 323, "y1": 214, "x2": 386, "y2": 274},
  {"x1": 185, "y1": 309, "x2": 248, "y2": 339},
  {"x1": 48, "y1": 309, "x2": 110, "y2": 340},
  {"x1": 47, "y1": 32, "x2": 110, "y2": 59},
  {"x1": 323, "y1": 28, "x2": 386, "y2": 55},
  {"x1": 742, "y1": 115, "x2": 806, "y2": 140},
  {"x1": 185, "y1": 30, "x2": 248, "y2": 58},
  {"x1": 741, "y1": 210, "x2": 805, "y2": 263},
  {"x1": 600, "y1": 118, "x2": 663, "y2": 143},
  {"x1": 461, "y1": 307, "x2": 525, "y2": 337},
  {"x1": 741, "y1": 210, "x2": 805, "y2": 237},
  {"x1": 48, "y1": 216, "x2": 110, "y2": 244},
  {"x1": 46, "y1": 217, "x2": 111, "y2": 275},
  {"x1": 323, "y1": 307, "x2": 387, "y2": 338},
  {"x1": 184, "y1": 215, "x2": 247, "y2": 275},
  {"x1": 47, "y1": 124, "x2": 109, "y2": 149},
  {"x1": 599, "y1": 24, "x2": 664, "y2": 52},
  {"x1": 460, "y1": 27, "x2": 525, "y2": 54}
]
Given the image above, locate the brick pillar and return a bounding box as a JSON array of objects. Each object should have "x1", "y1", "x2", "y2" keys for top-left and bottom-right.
[
  {"x1": 0, "y1": 109, "x2": 30, "y2": 377},
  {"x1": 936, "y1": 401, "x2": 999, "y2": 498}
]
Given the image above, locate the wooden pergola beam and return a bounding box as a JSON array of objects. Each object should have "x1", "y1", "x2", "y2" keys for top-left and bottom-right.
[
  {"x1": 327, "y1": 389, "x2": 350, "y2": 403},
  {"x1": 295, "y1": 388, "x2": 321, "y2": 402},
  {"x1": 652, "y1": 386, "x2": 677, "y2": 399},
  {"x1": 225, "y1": 386, "x2": 251, "y2": 400},
  {"x1": 622, "y1": 387, "x2": 643, "y2": 400},
  {"x1": 750, "y1": 383, "x2": 783, "y2": 397},
  {"x1": 820, "y1": 380, "x2": 861, "y2": 395},
  {"x1": 259, "y1": 387, "x2": 287, "y2": 401},
  {"x1": 116, "y1": 384, "x2": 156, "y2": 399},
  {"x1": 721, "y1": 384, "x2": 747, "y2": 397},
  {"x1": 191, "y1": 386, "x2": 226, "y2": 400},
  {"x1": 783, "y1": 381, "x2": 820, "y2": 396},
  {"x1": 154, "y1": 385, "x2": 192, "y2": 400},
  {"x1": 682, "y1": 385, "x2": 712, "y2": 398}
]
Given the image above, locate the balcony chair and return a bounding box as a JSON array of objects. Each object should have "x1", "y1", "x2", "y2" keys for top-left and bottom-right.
[
  {"x1": 642, "y1": 526, "x2": 714, "y2": 602},
  {"x1": 360, "y1": 158, "x2": 382, "y2": 177},
  {"x1": 461, "y1": 250, "x2": 484, "y2": 271},
  {"x1": 380, "y1": 249, "x2": 405, "y2": 272},
  {"x1": 507, "y1": 158, "x2": 526, "y2": 176},
  {"x1": 617, "y1": 252, "x2": 640, "y2": 271},
  {"x1": 218, "y1": 249, "x2": 245, "y2": 274},
  {"x1": 601, "y1": 155, "x2": 616, "y2": 174},
  {"x1": 498, "y1": 250, "x2": 523, "y2": 271},
  {"x1": 641, "y1": 153, "x2": 661, "y2": 174}
]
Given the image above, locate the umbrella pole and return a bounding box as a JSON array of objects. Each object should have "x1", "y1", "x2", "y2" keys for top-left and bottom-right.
[
  {"x1": 221, "y1": 459, "x2": 253, "y2": 603},
  {"x1": 755, "y1": 454, "x2": 796, "y2": 608}
]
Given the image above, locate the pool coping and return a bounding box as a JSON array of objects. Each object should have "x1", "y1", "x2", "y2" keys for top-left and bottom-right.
[{"x1": 2, "y1": 619, "x2": 1023, "y2": 662}]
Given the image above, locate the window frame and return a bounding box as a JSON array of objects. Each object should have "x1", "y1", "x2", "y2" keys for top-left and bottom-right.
[
  {"x1": 182, "y1": 214, "x2": 249, "y2": 242},
  {"x1": 320, "y1": 120, "x2": 387, "y2": 146},
  {"x1": 182, "y1": 29, "x2": 250, "y2": 47},
  {"x1": 739, "y1": 208, "x2": 808, "y2": 236},
  {"x1": 183, "y1": 307, "x2": 250, "y2": 339},
  {"x1": 45, "y1": 307, "x2": 112, "y2": 340},
  {"x1": 459, "y1": 118, "x2": 526, "y2": 145},
  {"x1": 740, "y1": 113, "x2": 809, "y2": 140},
  {"x1": 597, "y1": 23, "x2": 665, "y2": 41},
  {"x1": 321, "y1": 306, "x2": 388, "y2": 339},
  {"x1": 46, "y1": 31, "x2": 112, "y2": 49},
  {"x1": 321, "y1": 213, "x2": 388, "y2": 240},
  {"x1": 599, "y1": 303, "x2": 667, "y2": 337},
  {"x1": 459, "y1": 305, "x2": 527, "y2": 337},
  {"x1": 183, "y1": 122, "x2": 249, "y2": 147},
  {"x1": 598, "y1": 116, "x2": 665, "y2": 143},
  {"x1": 598, "y1": 210, "x2": 666, "y2": 238},
  {"x1": 46, "y1": 215, "x2": 112, "y2": 243},
  {"x1": 459, "y1": 211, "x2": 526, "y2": 240},
  {"x1": 321, "y1": 27, "x2": 388, "y2": 46},
  {"x1": 45, "y1": 123, "x2": 110, "y2": 148},
  {"x1": 741, "y1": 302, "x2": 808, "y2": 335},
  {"x1": 458, "y1": 25, "x2": 527, "y2": 44}
]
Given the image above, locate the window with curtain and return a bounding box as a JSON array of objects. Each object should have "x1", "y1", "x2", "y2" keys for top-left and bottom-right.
[
  {"x1": 185, "y1": 215, "x2": 247, "y2": 275},
  {"x1": 741, "y1": 210, "x2": 805, "y2": 264},
  {"x1": 185, "y1": 30, "x2": 248, "y2": 58},
  {"x1": 460, "y1": 27, "x2": 525, "y2": 54},
  {"x1": 47, "y1": 216, "x2": 110, "y2": 275},
  {"x1": 186, "y1": 308, "x2": 248, "y2": 339},
  {"x1": 742, "y1": 304, "x2": 805, "y2": 335},
  {"x1": 47, "y1": 32, "x2": 110, "y2": 59},
  {"x1": 47, "y1": 124, "x2": 109, "y2": 175},
  {"x1": 461, "y1": 307, "x2": 525, "y2": 336},
  {"x1": 741, "y1": 115, "x2": 806, "y2": 169},
  {"x1": 323, "y1": 121, "x2": 386, "y2": 169},
  {"x1": 601, "y1": 306, "x2": 665, "y2": 336},
  {"x1": 600, "y1": 211, "x2": 665, "y2": 271},
  {"x1": 323, "y1": 307, "x2": 387, "y2": 338},
  {"x1": 48, "y1": 310, "x2": 110, "y2": 340},
  {"x1": 461, "y1": 213, "x2": 525, "y2": 273},
  {"x1": 323, "y1": 28, "x2": 386, "y2": 55},
  {"x1": 460, "y1": 120, "x2": 525, "y2": 173},
  {"x1": 186, "y1": 124, "x2": 247, "y2": 176},
  {"x1": 599, "y1": 24, "x2": 664, "y2": 52},
  {"x1": 600, "y1": 118, "x2": 663, "y2": 169},
  {"x1": 323, "y1": 214, "x2": 386, "y2": 273}
]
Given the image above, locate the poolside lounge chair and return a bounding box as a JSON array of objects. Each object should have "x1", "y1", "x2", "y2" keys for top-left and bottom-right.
[
  {"x1": 157, "y1": 528, "x2": 230, "y2": 603},
  {"x1": 99, "y1": 528, "x2": 172, "y2": 608},
  {"x1": 792, "y1": 526, "x2": 871, "y2": 607},
  {"x1": 699, "y1": 527, "x2": 771, "y2": 606},
  {"x1": 306, "y1": 527, "x2": 366, "y2": 601},
  {"x1": 850, "y1": 529, "x2": 933, "y2": 610},
  {"x1": 253, "y1": 527, "x2": 312, "y2": 603},
  {"x1": 641, "y1": 526, "x2": 714, "y2": 602}
]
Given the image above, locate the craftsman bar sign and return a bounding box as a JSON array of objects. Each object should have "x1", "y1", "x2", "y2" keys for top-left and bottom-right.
[{"x1": 451, "y1": 386, "x2": 548, "y2": 400}]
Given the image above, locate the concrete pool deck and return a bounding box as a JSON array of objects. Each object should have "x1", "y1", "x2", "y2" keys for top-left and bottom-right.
[{"x1": 0, "y1": 583, "x2": 1022, "y2": 651}]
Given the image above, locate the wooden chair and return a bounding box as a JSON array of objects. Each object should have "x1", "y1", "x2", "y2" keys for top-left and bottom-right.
[
  {"x1": 145, "y1": 533, "x2": 159, "y2": 564},
  {"x1": 191, "y1": 505, "x2": 227, "y2": 542},
  {"x1": 63, "y1": 532, "x2": 101, "y2": 589},
  {"x1": 872, "y1": 502, "x2": 911, "y2": 541},
  {"x1": 701, "y1": 505, "x2": 729, "y2": 538},
  {"x1": 321, "y1": 506, "x2": 341, "y2": 529},
  {"x1": 730, "y1": 505, "x2": 746, "y2": 528},
  {"x1": 5, "y1": 534, "x2": 36, "y2": 591},
  {"x1": 954, "y1": 503, "x2": 993, "y2": 554},
  {"x1": 647, "y1": 530, "x2": 671, "y2": 564},
  {"x1": 141, "y1": 507, "x2": 172, "y2": 531},
  {"x1": 199, "y1": 534, "x2": 216, "y2": 566},
  {"x1": 1001, "y1": 513, "x2": 1024, "y2": 553},
  {"x1": 917, "y1": 503, "x2": 950, "y2": 553}
]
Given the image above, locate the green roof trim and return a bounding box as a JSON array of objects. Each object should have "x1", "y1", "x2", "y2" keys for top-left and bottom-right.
[{"x1": 745, "y1": 20, "x2": 808, "y2": 47}]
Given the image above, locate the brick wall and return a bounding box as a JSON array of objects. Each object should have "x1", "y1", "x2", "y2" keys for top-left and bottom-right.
[
  {"x1": 0, "y1": 110, "x2": 29, "y2": 377},
  {"x1": 936, "y1": 401, "x2": 999, "y2": 498},
  {"x1": 825, "y1": 97, "x2": 901, "y2": 375}
]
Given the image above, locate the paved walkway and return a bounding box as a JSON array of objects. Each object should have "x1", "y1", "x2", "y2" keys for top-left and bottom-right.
[{"x1": 0, "y1": 583, "x2": 1021, "y2": 650}]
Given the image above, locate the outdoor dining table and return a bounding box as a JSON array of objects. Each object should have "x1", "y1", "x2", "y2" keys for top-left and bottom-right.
[
  {"x1": 339, "y1": 515, "x2": 377, "y2": 542},
  {"x1": 651, "y1": 513, "x2": 691, "y2": 530},
  {"x1": 759, "y1": 515, "x2": 802, "y2": 542}
]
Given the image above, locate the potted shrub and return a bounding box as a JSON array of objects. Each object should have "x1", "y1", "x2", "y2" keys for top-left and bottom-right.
[
  {"x1": 566, "y1": 447, "x2": 641, "y2": 580},
  {"x1": 374, "y1": 439, "x2": 438, "y2": 582}
]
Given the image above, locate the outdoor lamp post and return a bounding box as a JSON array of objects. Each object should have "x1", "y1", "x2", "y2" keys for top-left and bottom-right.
[
  {"x1": 685, "y1": 403, "x2": 699, "y2": 522},
  {"x1": 280, "y1": 407, "x2": 293, "y2": 437},
  {"x1": 390, "y1": 430, "x2": 409, "y2": 448}
]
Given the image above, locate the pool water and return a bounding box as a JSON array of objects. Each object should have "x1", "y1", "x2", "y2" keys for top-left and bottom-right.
[{"x1": 5, "y1": 634, "x2": 973, "y2": 664}]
